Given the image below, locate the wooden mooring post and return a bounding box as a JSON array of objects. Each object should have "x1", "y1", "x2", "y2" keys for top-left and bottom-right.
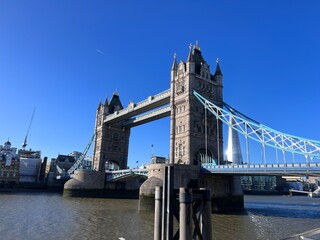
[{"x1": 154, "y1": 165, "x2": 212, "y2": 240}]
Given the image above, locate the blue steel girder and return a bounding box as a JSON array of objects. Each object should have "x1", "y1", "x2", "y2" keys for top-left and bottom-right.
[{"x1": 193, "y1": 90, "x2": 320, "y2": 160}]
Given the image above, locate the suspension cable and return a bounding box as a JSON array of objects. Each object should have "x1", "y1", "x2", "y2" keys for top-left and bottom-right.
[
  {"x1": 245, "y1": 123, "x2": 250, "y2": 165},
  {"x1": 205, "y1": 102, "x2": 208, "y2": 164},
  {"x1": 216, "y1": 108, "x2": 220, "y2": 165}
]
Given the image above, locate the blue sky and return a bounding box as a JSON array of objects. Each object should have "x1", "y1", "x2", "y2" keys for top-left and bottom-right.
[{"x1": 0, "y1": 1, "x2": 319, "y2": 167}]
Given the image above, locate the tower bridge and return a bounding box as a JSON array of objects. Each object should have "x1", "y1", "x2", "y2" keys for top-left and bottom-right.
[
  {"x1": 93, "y1": 41, "x2": 224, "y2": 172},
  {"x1": 65, "y1": 42, "x2": 320, "y2": 211}
]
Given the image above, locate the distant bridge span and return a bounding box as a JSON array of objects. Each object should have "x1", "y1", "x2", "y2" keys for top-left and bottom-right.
[
  {"x1": 106, "y1": 162, "x2": 320, "y2": 182},
  {"x1": 106, "y1": 169, "x2": 148, "y2": 182}
]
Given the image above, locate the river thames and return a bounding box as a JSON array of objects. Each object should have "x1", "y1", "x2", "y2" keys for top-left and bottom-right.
[{"x1": 0, "y1": 192, "x2": 319, "y2": 240}]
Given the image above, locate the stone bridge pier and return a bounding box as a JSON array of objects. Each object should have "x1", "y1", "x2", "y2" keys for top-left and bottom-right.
[{"x1": 139, "y1": 164, "x2": 243, "y2": 212}]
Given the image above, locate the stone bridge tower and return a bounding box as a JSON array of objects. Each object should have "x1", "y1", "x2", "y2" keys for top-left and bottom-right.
[
  {"x1": 169, "y1": 42, "x2": 223, "y2": 165},
  {"x1": 93, "y1": 92, "x2": 131, "y2": 171}
]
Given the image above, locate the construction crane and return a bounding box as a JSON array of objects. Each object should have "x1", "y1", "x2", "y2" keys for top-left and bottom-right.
[
  {"x1": 22, "y1": 108, "x2": 36, "y2": 149},
  {"x1": 56, "y1": 134, "x2": 95, "y2": 179}
]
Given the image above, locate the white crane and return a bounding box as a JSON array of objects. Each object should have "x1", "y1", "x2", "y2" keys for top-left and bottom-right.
[
  {"x1": 22, "y1": 108, "x2": 36, "y2": 149},
  {"x1": 56, "y1": 134, "x2": 95, "y2": 179}
]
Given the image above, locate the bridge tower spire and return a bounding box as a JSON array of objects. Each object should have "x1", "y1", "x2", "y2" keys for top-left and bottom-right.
[
  {"x1": 169, "y1": 42, "x2": 223, "y2": 165},
  {"x1": 213, "y1": 58, "x2": 223, "y2": 105},
  {"x1": 171, "y1": 53, "x2": 178, "y2": 71}
]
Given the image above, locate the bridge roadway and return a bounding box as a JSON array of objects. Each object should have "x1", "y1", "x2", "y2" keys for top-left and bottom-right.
[
  {"x1": 104, "y1": 89, "x2": 170, "y2": 126},
  {"x1": 105, "y1": 162, "x2": 320, "y2": 181},
  {"x1": 123, "y1": 105, "x2": 170, "y2": 128}
]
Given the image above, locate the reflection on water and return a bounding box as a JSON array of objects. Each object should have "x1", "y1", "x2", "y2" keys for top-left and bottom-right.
[
  {"x1": 0, "y1": 192, "x2": 319, "y2": 240},
  {"x1": 244, "y1": 195, "x2": 320, "y2": 240}
]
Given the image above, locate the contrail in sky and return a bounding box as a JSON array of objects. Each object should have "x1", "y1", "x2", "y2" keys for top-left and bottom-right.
[{"x1": 96, "y1": 49, "x2": 107, "y2": 55}]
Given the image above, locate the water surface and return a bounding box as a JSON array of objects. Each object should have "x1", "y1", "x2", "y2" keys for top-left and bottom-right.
[{"x1": 0, "y1": 192, "x2": 319, "y2": 240}]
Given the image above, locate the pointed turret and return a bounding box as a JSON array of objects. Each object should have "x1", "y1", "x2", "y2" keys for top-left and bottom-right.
[
  {"x1": 103, "y1": 97, "x2": 109, "y2": 114},
  {"x1": 213, "y1": 58, "x2": 223, "y2": 86},
  {"x1": 186, "y1": 43, "x2": 195, "y2": 73},
  {"x1": 187, "y1": 43, "x2": 193, "y2": 62},
  {"x1": 171, "y1": 53, "x2": 178, "y2": 70},
  {"x1": 213, "y1": 58, "x2": 223, "y2": 77},
  {"x1": 97, "y1": 99, "x2": 103, "y2": 110},
  {"x1": 194, "y1": 40, "x2": 200, "y2": 51},
  {"x1": 96, "y1": 98, "x2": 106, "y2": 128},
  {"x1": 171, "y1": 53, "x2": 178, "y2": 81},
  {"x1": 188, "y1": 41, "x2": 205, "y2": 74},
  {"x1": 97, "y1": 96, "x2": 110, "y2": 116},
  {"x1": 108, "y1": 91, "x2": 123, "y2": 114},
  {"x1": 212, "y1": 58, "x2": 223, "y2": 106},
  {"x1": 104, "y1": 97, "x2": 109, "y2": 106}
]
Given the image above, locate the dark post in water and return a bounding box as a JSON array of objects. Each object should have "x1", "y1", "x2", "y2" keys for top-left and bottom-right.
[{"x1": 154, "y1": 165, "x2": 212, "y2": 240}]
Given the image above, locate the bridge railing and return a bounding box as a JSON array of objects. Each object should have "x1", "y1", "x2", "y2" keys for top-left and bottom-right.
[{"x1": 128, "y1": 89, "x2": 170, "y2": 109}]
